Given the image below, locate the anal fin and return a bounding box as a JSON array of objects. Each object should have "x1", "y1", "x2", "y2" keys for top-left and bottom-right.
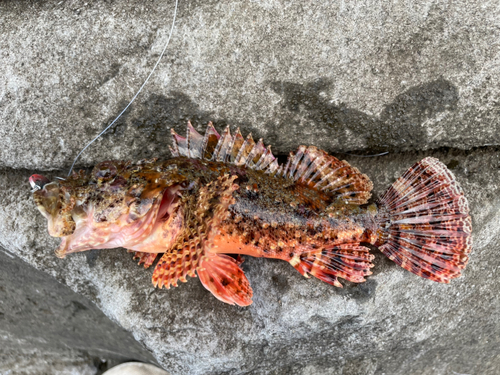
[
  {"x1": 197, "y1": 253, "x2": 253, "y2": 306},
  {"x1": 291, "y1": 243, "x2": 375, "y2": 287}
]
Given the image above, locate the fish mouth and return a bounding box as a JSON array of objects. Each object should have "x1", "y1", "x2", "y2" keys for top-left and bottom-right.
[{"x1": 54, "y1": 185, "x2": 182, "y2": 258}]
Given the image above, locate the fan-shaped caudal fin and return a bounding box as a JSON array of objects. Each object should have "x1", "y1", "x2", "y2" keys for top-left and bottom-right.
[
  {"x1": 290, "y1": 243, "x2": 375, "y2": 287},
  {"x1": 129, "y1": 250, "x2": 158, "y2": 269},
  {"x1": 375, "y1": 157, "x2": 472, "y2": 283},
  {"x1": 170, "y1": 122, "x2": 372, "y2": 205},
  {"x1": 197, "y1": 253, "x2": 253, "y2": 306}
]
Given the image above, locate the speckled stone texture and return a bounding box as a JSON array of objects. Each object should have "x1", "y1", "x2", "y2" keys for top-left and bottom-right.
[
  {"x1": 2, "y1": 0, "x2": 500, "y2": 170},
  {"x1": 1, "y1": 0, "x2": 500, "y2": 374},
  {"x1": 0, "y1": 248, "x2": 156, "y2": 375}
]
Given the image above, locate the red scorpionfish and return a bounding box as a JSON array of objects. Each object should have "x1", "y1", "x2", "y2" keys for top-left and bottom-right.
[{"x1": 30, "y1": 122, "x2": 472, "y2": 306}]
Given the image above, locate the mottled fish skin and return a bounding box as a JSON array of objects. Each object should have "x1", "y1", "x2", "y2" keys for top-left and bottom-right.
[
  {"x1": 212, "y1": 164, "x2": 379, "y2": 257},
  {"x1": 30, "y1": 122, "x2": 472, "y2": 306}
]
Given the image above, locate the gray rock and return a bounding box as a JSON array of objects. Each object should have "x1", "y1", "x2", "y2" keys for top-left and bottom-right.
[
  {"x1": 1, "y1": 147, "x2": 499, "y2": 374},
  {"x1": 1, "y1": 0, "x2": 500, "y2": 374},
  {"x1": 1, "y1": 0, "x2": 500, "y2": 170},
  {"x1": 0, "y1": 347, "x2": 98, "y2": 375},
  {"x1": 0, "y1": 247, "x2": 157, "y2": 375}
]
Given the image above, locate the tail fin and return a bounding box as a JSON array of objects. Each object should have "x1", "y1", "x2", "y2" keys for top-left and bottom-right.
[{"x1": 375, "y1": 157, "x2": 472, "y2": 283}]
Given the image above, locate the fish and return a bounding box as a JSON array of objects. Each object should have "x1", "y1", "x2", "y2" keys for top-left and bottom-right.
[{"x1": 29, "y1": 122, "x2": 472, "y2": 306}]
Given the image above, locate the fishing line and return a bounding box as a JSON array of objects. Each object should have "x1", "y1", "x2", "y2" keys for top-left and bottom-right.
[
  {"x1": 341, "y1": 151, "x2": 389, "y2": 157},
  {"x1": 68, "y1": 0, "x2": 179, "y2": 177}
]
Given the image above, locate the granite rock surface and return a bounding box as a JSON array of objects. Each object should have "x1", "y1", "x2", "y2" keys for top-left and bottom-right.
[
  {"x1": 1, "y1": 0, "x2": 500, "y2": 374},
  {"x1": 0, "y1": 247, "x2": 156, "y2": 375},
  {"x1": 2, "y1": 148, "x2": 500, "y2": 375},
  {"x1": 1, "y1": 0, "x2": 500, "y2": 170}
]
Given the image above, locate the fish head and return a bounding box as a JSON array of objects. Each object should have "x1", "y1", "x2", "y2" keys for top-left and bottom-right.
[
  {"x1": 30, "y1": 160, "x2": 187, "y2": 258},
  {"x1": 30, "y1": 173, "x2": 78, "y2": 238}
]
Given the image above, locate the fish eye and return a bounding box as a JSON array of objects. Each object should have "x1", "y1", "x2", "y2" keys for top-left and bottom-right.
[
  {"x1": 92, "y1": 161, "x2": 118, "y2": 181},
  {"x1": 179, "y1": 180, "x2": 195, "y2": 190}
]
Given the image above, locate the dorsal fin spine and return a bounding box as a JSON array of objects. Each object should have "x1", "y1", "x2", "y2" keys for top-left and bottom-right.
[
  {"x1": 301, "y1": 154, "x2": 325, "y2": 183},
  {"x1": 308, "y1": 159, "x2": 332, "y2": 184},
  {"x1": 294, "y1": 147, "x2": 314, "y2": 181},
  {"x1": 187, "y1": 121, "x2": 204, "y2": 159},
  {"x1": 282, "y1": 152, "x2": 294, "y2": 178},
  {"x1": 252, "y1": 139, "x2": 266, "y2": 165},
  {"x1": 186, "y1": 121, "x2": 193, "y2": 158},
  {"x1": 230, "y1": 128, "x2": 244, "y2": 163},
  {"x1": 245, "y1": 138, "x2": 263, "y2": 168},
  {"x1": 170, "y1": 122, "x2": 373, "y2": 205},
  {"x1": 211, "y1": 126, "x2": 224, "y2": 161},
  {"x1": 171, "y1": 128, "x2": 188, "y2": 157},
  {"x1": 315, "y1": 165, "x2": 349, "y2": 189},
  {"x1": 289, "y1": 145, "x2": 306, "y2": 179},
  {"x1": 324, "y1": 183, "x2": 352, "y2": 193},
  {"x1": 256, "y1": 145, "x2": 274, "y2": 171},
  {"x1": 213, "y1": 126, "x2": 231, "y2": 162},
  {"x1": 169, "y1": 145, "x2": 178, "y2": 157},
  {"x1": 235, "y1": 133, "x2": 254, "y2": 166},
  {"x1": 202, "y1": 122, "x2": 220, "y2": 160},
  {"x1": 266, "y1": 158, "x2": 279, "y2": 175},
  {"x1": 322, "y1": 175, "x2": 348, "y2": 191},
  {"x1": 169, "y1": 128, "x2": 180, "y2": 157},
  {"x1": 222, "y1": 127, "x2": 237, "y2": 163},
  {"x1": 314, "y1": 169, "x2": 335, "y2": 189},
  {"x1": 275, "y1": 163, "x2": 284, "y2": 177}
]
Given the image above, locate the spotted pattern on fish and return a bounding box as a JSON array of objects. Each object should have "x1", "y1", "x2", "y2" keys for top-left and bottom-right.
[{"x1": 30, "y1": 123, "x2": 473, "y2": 306}]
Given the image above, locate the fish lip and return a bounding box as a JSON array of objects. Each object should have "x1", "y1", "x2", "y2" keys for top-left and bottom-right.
[
  {"x1": 53, "y1": 209, "x2": 96, "y2": 257},
  {"x1": 55, "y1": 237, "x2": 70, "y2": 258},
  {"x1": 55, "y1": 233, "x2": 98, "y2": 258},
  {"x1": 55, "y1": 246, "x2": 83, "y2": 258},
  {"x1": 55, "y1": 236, "x2": 88, "y2": 258}
]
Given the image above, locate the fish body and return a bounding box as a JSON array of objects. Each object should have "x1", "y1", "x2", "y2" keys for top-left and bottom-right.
[{"x1": 30, "y1": 123, "x2": 472, "y2": 306}]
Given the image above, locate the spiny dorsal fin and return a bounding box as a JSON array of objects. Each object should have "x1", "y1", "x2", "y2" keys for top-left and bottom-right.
[
  {"x1": 170, "y1": 122, "x2": 373, "y2": 205},
  {"x1": 170, "y1": 123, "x2": 275, "y2": 172},
  {"x1": 285, "y1": 146, "x2": 373, "y2": 205}
]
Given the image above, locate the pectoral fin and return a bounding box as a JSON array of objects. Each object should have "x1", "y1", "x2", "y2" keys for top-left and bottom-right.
[
  {"x1": 197, "y1": 253, "x2": 253, "y2": 306},
  {"x1": 129, "y1": 250, "x2": 158, "y2": 268}
]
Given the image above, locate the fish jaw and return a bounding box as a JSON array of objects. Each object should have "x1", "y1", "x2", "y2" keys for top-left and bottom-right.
[
  {"x1": 31, "y1": 180, "x2": 77, "y2": 237},
  {"x1": 54, "y1": 196, "x2": 165, "y2": 258},
  {"x1": 53, "y1": 183, "x2": 185, "y2": 258},
  {"x1": 30, "y1": 160, "x2": 189, "y2": 258}
]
